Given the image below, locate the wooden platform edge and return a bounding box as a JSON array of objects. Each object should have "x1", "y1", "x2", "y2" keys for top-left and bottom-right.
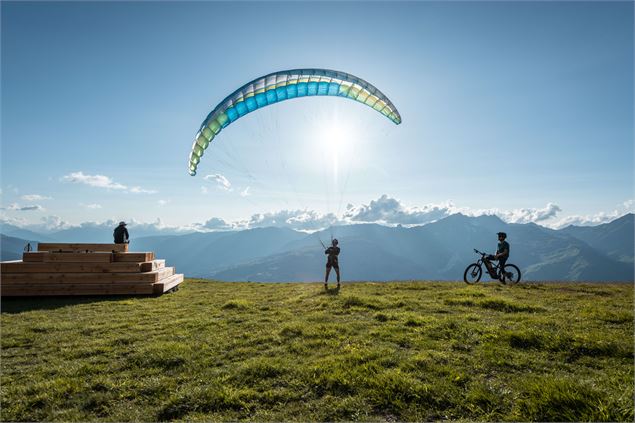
[
  {"x1": 153, "y1": 274, "x2": 184, "y2": 294},
  {"x1": 37, "y1": 243, "x2": 129, "y2": 253}
]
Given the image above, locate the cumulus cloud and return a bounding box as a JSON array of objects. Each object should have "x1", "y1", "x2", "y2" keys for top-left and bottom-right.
[
  {"x1": 61, "y1": 171, "x2": 156, "y2": 194},
  {"x1": 21, "y1": 194, "x2": 52, "y2": 201},
  {"x1": 482, "y1": 203, "x2": 563, "y2": 224},
  {"x1": 14, "y1": 215, "x2": 73, "y2": 233},
  {"x1": 204, "y1": 174, "x2": 232, "y2": 191},
  {"x1": 548, "y1": 200, "x2": 634, "y2": 228},
  {"x1": 196, "y1": 217, "x2": 233, "y2": 231},
  {"x1": 248, "y1": 209, "x2": 340, "y2": 231},
  {"x1": 344, "y1": 195, "x2": 455, "y2": 225},
  {"x1": 62, "y1": 171, "x2": 126, "y2": 190}
]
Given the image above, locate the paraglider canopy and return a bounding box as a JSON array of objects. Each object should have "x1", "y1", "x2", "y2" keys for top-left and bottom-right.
[{"x1": 188, "y1": 68, "x2": 401, "y2": 176}]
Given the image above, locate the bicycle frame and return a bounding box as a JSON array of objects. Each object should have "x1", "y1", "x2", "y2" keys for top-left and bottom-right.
[{"x1": 474, "y1": 249, "x2": 501, "y2": 277}]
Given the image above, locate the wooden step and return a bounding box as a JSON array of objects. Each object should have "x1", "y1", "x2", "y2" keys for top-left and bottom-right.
[
  {"x1": 37, "y1": 243, "x2": 128, "y2": 253},
  {"x1": 1, "y1": 261, "x2": 160, "y2": 273},
  {"x1": 152, "y1": 259, "x2": 165, "y2": 270},
  {"x1": 1, "y1": 284, "x2": 155, "y2": 296},
  {"x1": 153, "y1": 273, "x2": 184, "y2": 294},
  {"x1": 23, "y1": 252, "x2": 114, "y2": 263},
  {"x1": 24, "y1": 252, "x2": 154, "y2": 262},
  {"x1": 113, "y1": 252, "x2": 155, "y2": 262},
  {"x1": 1, "y1": 267, "x2": 175, "y2": 284}
]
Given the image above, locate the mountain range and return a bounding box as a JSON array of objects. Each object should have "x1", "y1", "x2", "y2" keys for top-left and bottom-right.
[{"x1": 1, "y1": 213, "x2": 633, "y2": 282}]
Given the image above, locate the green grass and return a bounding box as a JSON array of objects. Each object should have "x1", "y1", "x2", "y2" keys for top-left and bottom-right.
[{"x1": 1, "y1": 280, "x2": 633, "y2": 422}]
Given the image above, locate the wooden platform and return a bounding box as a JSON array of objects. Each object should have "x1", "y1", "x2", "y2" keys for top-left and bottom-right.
[{"x1": 1, "y1": 243, "x2": 183, "y2": 296}]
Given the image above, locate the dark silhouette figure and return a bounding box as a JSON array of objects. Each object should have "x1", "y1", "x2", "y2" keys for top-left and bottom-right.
[
  {"x1": 485, "y1": 232, "x2": 510, "y2": 282},
  {"x1": 324, "y1": 238, "x2": 341, "y2": 289},
  {"x1": 113, "y1": 221, "x2": 129, "y2": 244}
]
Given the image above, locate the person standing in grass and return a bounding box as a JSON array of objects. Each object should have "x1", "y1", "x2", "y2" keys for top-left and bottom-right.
[
  {"x1": 324, "y1": 238, "x2": 341, "y2": 290},
  {"x1": 113, "y1": 221, "x2": 129, "y2": 244}
]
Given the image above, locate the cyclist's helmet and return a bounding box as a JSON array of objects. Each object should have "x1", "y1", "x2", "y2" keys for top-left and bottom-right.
[
  {"x1": 497, "y1": 232, "x2": 507, "y2": 239},
  {"x1": 332, "y1": 238, "x2": 339, "y2": 246}
]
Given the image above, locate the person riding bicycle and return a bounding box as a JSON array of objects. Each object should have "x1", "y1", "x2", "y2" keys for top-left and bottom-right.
[
  {"x1": 324, "y1": 238, "x2": 341, "y2": 290},
  {"x1": 486, "y1": 232, "x2": 510, "y2": 281}
]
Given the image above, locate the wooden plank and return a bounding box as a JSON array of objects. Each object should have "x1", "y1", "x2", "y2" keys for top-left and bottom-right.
[
  {"x1": 141, "y1": 260, "x2": 164, "y2": 272},
  {"x1": 1, "y1": 261, "x2": 145, "y2": 273},
  {"x1": 2, "y1": 283, "x2": 155, "y2": 290},
  {"x1": 113, "y1": 252, "x2": 154, "y2": 262},
  {"x1": 37, "y1": 243, "x2": 128, "y2": 253},
  {"x1": 1, "y1": 267, "x2": 175, "y2": 284},
  {"x1": 23, "y1": 252, "x2": 115, "y2": 263},
  {"x1": 153, "y1": 273, "x2": 184, "y2": 294},
  {"x1": 22, "y1": 252, "x2": 45, "y2": 262},
  {"x1": 2, "y1": 285, "x2": 155, "y2": 296},
  {"x1": 46, "y1": 252, "x2": 113, "y2": 263}
]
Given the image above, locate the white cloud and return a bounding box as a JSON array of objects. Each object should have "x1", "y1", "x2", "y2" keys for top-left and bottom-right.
[
  {"x1": 196, "y1": 217, "x2": 233, "y2": 231},
  {"x1": 204, "y1": 174, "x2": 232, "y2": 191},
  {"x1": 1, "y1": 203, "x2": 45, "y2": 212},
  {"x1": 129, "y1": 186, "x2": 158, "y2": 194},
  {"x1": 248, "y1": 209, "x2": 340, "y2": 231},
  {"x1": 476, "y1": 203, "x2": 563, "y2": 225},
  {"x1": 21, "y1": 194, "x2": 52, "y2": 201},
  {"x1": 157, "y1": 199, "x2": 170, "y2": 206},
  {"x1": 531, "y1": 199, "x2": 634, "y2": 228},
  {"x1": 61, "y1": 171, "x2": 156, "y2": 194},
  {"x1": 240, "y1": 187, "x2": 251, "y2": 197},
  {"x1": 15, "y1": 215, "x2": 72, "y2": 233},
  {"x1": 62, "y1": 171, "x2": 126, "y2": 190},
  {"x1": 80, "y1": 203, "x2": 102, "y2": 209},
  {"x1": 344, "y1": 195, "x2": 456, "y2": 225}
]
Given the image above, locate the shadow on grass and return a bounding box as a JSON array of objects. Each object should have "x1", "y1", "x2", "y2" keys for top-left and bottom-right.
[
  {"x1": 323, "y1": 287, "x2": 341, "y2": 296},
  {"x1": 1, "y1": 295, "x2": 142, "y2": 314}
]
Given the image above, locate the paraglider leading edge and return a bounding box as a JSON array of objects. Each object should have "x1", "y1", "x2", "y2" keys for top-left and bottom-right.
[{"x1": 188, "y1": 68, "x2": 402, "y2": 176}]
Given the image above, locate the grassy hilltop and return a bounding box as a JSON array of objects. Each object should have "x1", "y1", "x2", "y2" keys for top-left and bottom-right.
[{"x1": 1, "y1": 280, "x2": 633, "y2": 422}]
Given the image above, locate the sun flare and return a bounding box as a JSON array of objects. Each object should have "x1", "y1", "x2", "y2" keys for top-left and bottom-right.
[{"x1": 319, "y1": 120, "x2": 355, "y2": 182}]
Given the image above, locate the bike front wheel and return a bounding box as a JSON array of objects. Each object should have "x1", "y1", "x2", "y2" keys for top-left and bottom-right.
[
  {"x1": 502, "y1": 264, "x2": 521, "y2": 284},
  {"x1": 463, "y1": 263, "x2": 482, "y2": 284}
]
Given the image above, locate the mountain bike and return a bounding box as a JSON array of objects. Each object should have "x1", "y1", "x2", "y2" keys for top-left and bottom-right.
[{"x1": 463, "y1": 249, "x2": 521, "y2": 284}]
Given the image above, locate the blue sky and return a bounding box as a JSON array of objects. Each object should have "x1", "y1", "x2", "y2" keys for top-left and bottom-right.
[{"x1": 1, "y1": 1, "x2": 633, "y2": 232}]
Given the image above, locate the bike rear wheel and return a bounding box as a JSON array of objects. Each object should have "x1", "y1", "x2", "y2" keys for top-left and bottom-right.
[
  {"x1": 463, "y1": 264, "x2": 482, "y2": 284},
  {"x1": 502, "y1": 264, "x2": 521, "y2": 284}
]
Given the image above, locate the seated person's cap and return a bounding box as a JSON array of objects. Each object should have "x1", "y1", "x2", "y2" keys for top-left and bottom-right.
[{"x1": 119, "y1": 221, "x2": 127, "y2": 226}]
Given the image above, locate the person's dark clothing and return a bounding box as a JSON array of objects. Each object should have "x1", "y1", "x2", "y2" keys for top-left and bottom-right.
[
  {"x1": 325, "y1": 246, "x2": 340, "y2": 269},
  {"x1": 498, "y1": 257, "x2": 507, "y2": 270},
  {"x1": 497, "y1": 240, "x2": 510, "y2": 258},
  {"x1": 113, "y1": 226, "x2": 129, "y2": 244},
  {"x1": 496, "y1": 240, "x2": 509, "y2": 277}
]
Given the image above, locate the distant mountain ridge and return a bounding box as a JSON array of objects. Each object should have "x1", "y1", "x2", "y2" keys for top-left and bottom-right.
[{"x1": 1, "y1": 214, "x2": 633, "y2": 282}]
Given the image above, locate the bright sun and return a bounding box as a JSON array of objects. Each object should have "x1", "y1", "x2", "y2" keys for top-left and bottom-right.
[{"x1": 319, "y1": 121, "x2": 354, "y2": 181}]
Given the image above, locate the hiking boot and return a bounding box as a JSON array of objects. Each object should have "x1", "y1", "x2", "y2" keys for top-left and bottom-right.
[
  {"x1": 337, "y1": 283, "x2": 341, "y2": 290},
  {"x1": 324, "y1": 283, "x2": 328, "y2": 290}
]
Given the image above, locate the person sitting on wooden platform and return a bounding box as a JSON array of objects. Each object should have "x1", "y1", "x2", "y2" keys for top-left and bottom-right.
[{"x1": 113, "y1": 221, "x2": 130, "y2": 244}]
